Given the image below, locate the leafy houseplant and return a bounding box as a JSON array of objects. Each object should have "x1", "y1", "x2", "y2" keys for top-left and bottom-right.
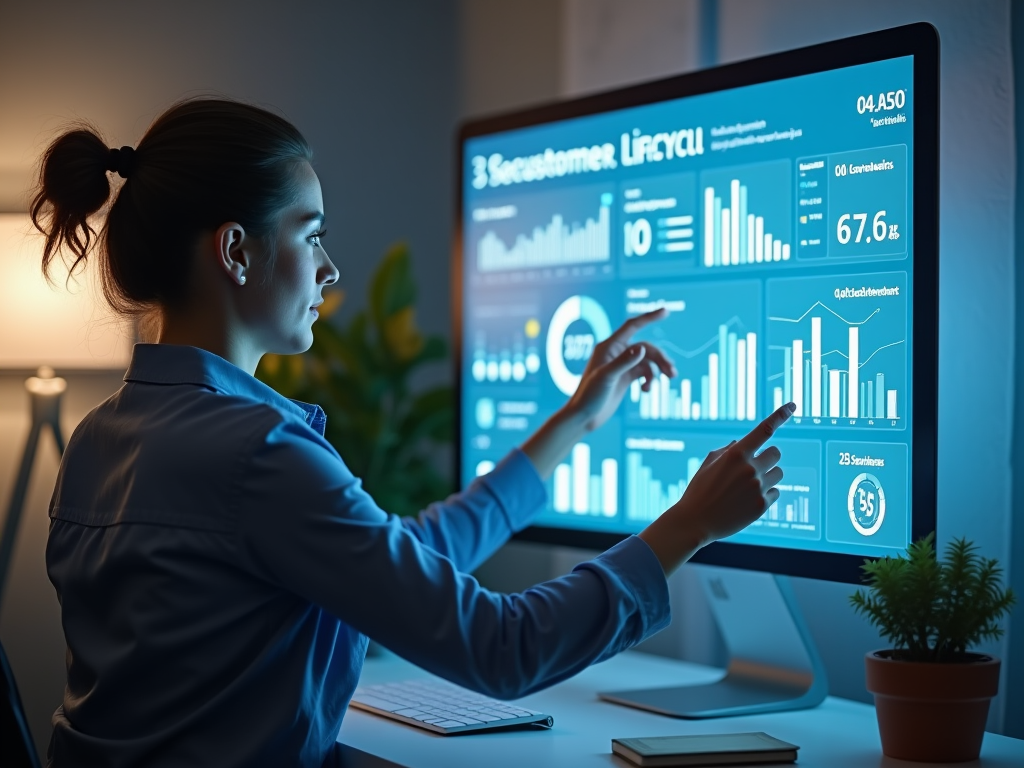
[
  {"x1": 256, "y1": 243, "x2": 454, "y2": 517},
  {"x1": 850, "y1": 533, "x2": 1015, "y2": 762}
]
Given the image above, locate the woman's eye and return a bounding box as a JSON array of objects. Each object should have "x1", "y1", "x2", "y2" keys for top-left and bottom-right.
[{"x1": 309, "y1": 229, "x2": 327, "y2": 247}]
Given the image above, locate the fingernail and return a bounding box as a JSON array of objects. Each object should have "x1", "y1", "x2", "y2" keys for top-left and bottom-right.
[{"x1": 787, "y1": 402, "x2": 796, "y2": 413}]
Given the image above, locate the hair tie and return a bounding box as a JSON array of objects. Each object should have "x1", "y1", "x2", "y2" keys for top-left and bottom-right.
[{"x1": 107, "y1": 146, "x2": 135, "y2": 179}]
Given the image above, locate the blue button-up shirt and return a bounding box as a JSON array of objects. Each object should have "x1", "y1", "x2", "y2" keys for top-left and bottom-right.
[{"x1": 46, "y1": 344, "x2": 670, "y2": 767}]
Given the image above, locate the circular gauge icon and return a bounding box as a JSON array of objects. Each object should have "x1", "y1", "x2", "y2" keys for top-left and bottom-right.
[
  {"x1": 475, "y1": 398, "x2": 495, "y2": 429},
  {"x1": 545, "y1": 295, "x2": 612, "y2": 396},
  {"x1": 847, "y1": 472, "x2": 886, "y2": 536}
]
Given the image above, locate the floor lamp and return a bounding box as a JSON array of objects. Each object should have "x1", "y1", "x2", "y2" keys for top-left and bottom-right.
[
  {"x1": 0, "y1": 369, "x2": 66, "y2": 601},
  {"x1": 0, "y1": 213, "x2": 131, "y2": 608}
]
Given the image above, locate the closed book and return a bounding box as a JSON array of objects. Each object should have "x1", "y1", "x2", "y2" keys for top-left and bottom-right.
[{"x1": 611, "y1": 732, "x2": 799, "y2": 767}]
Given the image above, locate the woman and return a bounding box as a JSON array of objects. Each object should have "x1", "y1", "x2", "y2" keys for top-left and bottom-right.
[{"x1": 34, "y1": 98, "x2": 792, "y2": 768}]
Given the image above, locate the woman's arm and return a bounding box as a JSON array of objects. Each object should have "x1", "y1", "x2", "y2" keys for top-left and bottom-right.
[
  {"x1": 236, "y1": 417, "x2": 670, "y2": 700},
  {"x1": 399, "y1": 308, "x2": 676, "y2": 570},
  {"x1": 398, "y1": 449, "x2": 546, "y2": 573}
]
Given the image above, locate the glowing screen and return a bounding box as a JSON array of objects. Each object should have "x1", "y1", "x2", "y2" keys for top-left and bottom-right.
[{"x1": 461, "y1": 56, "x2": 914, "y2": 557}]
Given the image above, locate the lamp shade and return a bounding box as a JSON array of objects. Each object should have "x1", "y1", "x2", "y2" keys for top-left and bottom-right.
[{"x1": 0, "y1": 213, "x2": 131, "y2": 369}]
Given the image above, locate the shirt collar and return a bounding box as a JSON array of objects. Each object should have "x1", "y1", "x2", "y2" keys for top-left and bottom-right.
[{"x1": 124, "y1": 344, "x2": 327, "y2": 435}]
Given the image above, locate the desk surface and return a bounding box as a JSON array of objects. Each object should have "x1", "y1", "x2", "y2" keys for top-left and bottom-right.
[{"x1": 338, "y1": 651, "x2": 1023, "y2": 768}]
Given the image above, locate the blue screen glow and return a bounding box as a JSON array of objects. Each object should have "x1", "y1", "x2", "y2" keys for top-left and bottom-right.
[{"x1": 461, "y1": 56, "x2": 914, "y2": 558}]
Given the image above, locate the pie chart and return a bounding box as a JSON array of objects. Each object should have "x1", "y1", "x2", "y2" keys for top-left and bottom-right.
[{"x1": 546, "y1": 295, "x2": 612, "y2": 396}]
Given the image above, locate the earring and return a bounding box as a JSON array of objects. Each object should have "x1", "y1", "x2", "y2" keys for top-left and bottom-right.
[{"x1": 239, "y1": 275, "x2": 246, "y2": 285}]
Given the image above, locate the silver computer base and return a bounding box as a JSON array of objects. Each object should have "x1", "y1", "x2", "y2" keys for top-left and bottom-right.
[{"x1": 599, "y1": 565, "x2": 828, "y2": 718}]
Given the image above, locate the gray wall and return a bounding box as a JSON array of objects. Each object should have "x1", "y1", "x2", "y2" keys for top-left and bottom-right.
[
  {"x1": 461, "y1": 0, "x2": 563, "y2": 118},
  {"x1": 1008, "y1": 0, "x2": 1024, "y2": 742},
  {"x1": 0, "y1": 0, "x2": 459, "y2": 757}
]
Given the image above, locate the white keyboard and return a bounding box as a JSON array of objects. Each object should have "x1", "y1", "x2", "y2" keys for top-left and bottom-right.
[{"x1": 349, "y1": 679, "x2": 554, "y2": 735}]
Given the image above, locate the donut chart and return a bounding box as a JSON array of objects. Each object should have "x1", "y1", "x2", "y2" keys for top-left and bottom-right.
[
  {"x1": 848, "y1": 472, "x2": 886, "y2": 536},
  {"x1": 546, "y1": 295, "x2": 612, "y2": 396}
]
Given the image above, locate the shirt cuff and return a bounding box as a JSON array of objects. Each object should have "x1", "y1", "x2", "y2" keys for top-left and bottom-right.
[
  {"x1": 476, "y1": 448, "x2": 548, "y2": 533},
  {"x1": 580, "y1": 535, "x2": 671, "y2": 642}
]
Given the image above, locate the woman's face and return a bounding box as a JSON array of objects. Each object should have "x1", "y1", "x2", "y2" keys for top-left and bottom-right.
[{"x1": 248, "y1": 162, "x2": 339, "y2": 354}]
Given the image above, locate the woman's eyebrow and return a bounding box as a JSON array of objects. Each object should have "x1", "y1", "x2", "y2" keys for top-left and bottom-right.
[{"x1": 298, "y1": 211, "x2": 325, "y2": 227}]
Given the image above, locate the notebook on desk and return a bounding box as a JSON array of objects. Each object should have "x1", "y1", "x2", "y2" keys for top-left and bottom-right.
[{"x1": 611, "y1": 732, "x2": 799, "y2": 767}]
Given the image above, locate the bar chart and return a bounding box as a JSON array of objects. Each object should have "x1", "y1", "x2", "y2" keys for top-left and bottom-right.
[
  {"x1": 618, "y1": 172, "x2": 699, "y2": 275},
  {"x1": 625, "y1": 280, "x2": 761, "y2": 423},
  {"x1": 622, "y1": 434, "x2": 728, "y2": 524},
  {"x1": 473, "y1": 184, "x2": 613, "y2": 273},
  {"x1": 468, "y1": 297, "x2": 544, "y2": 385},
  {"x1": 752, "y1": 471, "x2": 821, "y2": 537},
  {"x1": 553, "y1": 440, "x2": 619, "y2": 517},
  {"x1": 732, "y1": 440, "x2": 822, "y2": 544},
  {"x1": 701, "y1": 160, "x2": 792, "y2": 269},
  {"x1": 767, "y1": 273, "x2": 907, "y2": 429}
]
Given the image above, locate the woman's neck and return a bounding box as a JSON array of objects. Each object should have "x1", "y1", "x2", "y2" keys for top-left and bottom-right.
[{"x1": 157, "y1": 306, "x2": 262, "y2": 375}]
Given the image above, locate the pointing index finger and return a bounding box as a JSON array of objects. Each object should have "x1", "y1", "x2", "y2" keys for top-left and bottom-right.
[
  {"x1": 736, "y1": 402, "x2": 796, "y2": 455},
  {"x1": 610, "y1": 307, "x2": 669, "y2": 344}
]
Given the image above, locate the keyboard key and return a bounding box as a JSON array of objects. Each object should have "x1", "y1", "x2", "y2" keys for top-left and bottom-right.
[
  {"x1": 354, "y1": 695, "x2": 404, "y2": 712},
  {"x1": 351, "y1": 680, "x2": 553, "y2": 734},
  {"x1": 479, "y1": 709, "x2": 514, "y2": 720}
]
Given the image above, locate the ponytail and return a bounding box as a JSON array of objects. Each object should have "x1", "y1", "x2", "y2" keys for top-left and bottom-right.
[
  {"x1": 31, "y1": 98, "x2": 312, "y2": 315},
  {"x1": 31, "y1": 127, "x2": 113, "y2": 286}
]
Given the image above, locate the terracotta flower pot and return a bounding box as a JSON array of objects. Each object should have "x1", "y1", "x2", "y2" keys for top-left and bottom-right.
[{"x1": 865, "y1": 650, "x2": 1001, "y2": 762}]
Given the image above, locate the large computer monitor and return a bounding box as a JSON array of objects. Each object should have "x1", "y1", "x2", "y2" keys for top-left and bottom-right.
[{"x1": 454, "y1": 23, "x2": 938, "y2": 716}]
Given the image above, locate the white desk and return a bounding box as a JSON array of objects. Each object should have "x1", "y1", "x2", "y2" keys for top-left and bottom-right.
[{"x1": 338, "y1": 651, "x2": 1023, "y2": 768}]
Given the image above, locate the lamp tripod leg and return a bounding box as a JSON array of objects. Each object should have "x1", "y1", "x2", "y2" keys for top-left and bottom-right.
[
  {"x1": 48, "y1": 414, "x2": 66, "y2": 456},
  {"x1": 0, "y1": 420, "x2": 45, "y2": 604}
]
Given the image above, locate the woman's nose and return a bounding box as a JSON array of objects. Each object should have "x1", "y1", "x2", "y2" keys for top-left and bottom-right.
[{"x1": 320, "y1": 253, "x2": 340, "y2": 285}]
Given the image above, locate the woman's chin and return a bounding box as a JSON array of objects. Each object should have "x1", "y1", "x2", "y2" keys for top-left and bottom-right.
[{"x1": 270, "y1": 331, "x2": 314, "y2": 356}]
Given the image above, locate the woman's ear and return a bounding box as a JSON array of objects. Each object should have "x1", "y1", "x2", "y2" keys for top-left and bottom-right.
[{"x1": 214, "y1": 222, "x2": 250, "y2": 286}]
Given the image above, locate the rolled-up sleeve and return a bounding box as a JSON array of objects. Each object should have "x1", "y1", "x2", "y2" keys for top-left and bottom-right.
[{"x1": 235, "y1": 416, "x2": 671, "y2": 700}]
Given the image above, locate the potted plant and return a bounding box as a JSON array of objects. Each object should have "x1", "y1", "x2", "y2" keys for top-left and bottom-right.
[
  {"x1": 850, "y1": 533, "x2": 1015, "y2": 762},
  {"x1": 256, "y1": 242, "x2": 454, "y2": 517}
]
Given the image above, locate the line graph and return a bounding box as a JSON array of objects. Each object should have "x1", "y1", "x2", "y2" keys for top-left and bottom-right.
[
  {"x1": 767, "y1": 273, "x2": 907, "y2": 429},
  {"x1": 626, "y1": 280, "x2": 761, "y2": 423}
]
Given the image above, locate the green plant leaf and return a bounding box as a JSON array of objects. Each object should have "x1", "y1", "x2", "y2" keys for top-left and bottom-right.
[
  {"x1": 369, "y1": 243, "x2": 417, "y2": 331},
  {"x1": 849, "y1": 532, "x2": 1016, "y2": 662},
  {"x1": 395, "y1": 387, "x2": 455, "y2": 453}
]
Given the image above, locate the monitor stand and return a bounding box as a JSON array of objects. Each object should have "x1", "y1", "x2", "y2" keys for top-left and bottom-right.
[{"x1": 599, "y1": 565, "x2": 828, "y2": 718}]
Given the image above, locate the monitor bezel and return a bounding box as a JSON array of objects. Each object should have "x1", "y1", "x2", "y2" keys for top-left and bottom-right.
[{"x1": 453, "y1": 22, "x2": 939, "y2": 584}]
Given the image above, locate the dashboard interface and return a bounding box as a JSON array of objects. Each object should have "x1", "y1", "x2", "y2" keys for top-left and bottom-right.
[{"x1": 461, "y1": 56, "x2": 914, "y2": 558}]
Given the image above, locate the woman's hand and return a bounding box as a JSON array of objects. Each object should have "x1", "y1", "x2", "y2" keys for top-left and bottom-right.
[
  {"x1": 638, "y1": 402, "x2": 796, "y2": 575},
  {"x1": 564, "y1": 307, "x2": 676, "y2": 432},
  {"x1": 520, "y1": 309, "x2": 675, "y2": 479}
]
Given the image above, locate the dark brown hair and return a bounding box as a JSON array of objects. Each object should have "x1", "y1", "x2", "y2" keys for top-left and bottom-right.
[{"x1": 31, "y1": 98, "x2": 312, "y2": 314}]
